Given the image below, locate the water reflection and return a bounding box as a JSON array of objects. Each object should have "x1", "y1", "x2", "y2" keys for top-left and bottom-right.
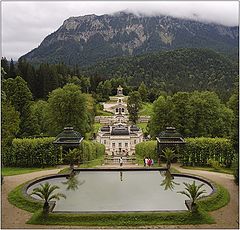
[
  {"x1": 160, "y1": 170, "x2": 180, "y2": 191},
  {"x1": 120, "y1": 171, "x2": 123, "y2": 181},
  {"x1": 62, "y1": 171, "x2": 85, "y2": 191}
]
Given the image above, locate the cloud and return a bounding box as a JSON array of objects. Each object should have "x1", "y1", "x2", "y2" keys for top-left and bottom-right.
[{"x1": 2, "y1": 1, "x2": 239, "y2": 60}]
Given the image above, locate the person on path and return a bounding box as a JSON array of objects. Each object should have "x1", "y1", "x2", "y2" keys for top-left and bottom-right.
[
  {"x1": 144, "y1": 157, "x2": 148, "y2": 167},
  {"x1": 147, "y1": 158, "x2": 152, "y2": 167},
  {"x1": 151, "y1": 159, "x2": 154, "y2": 166},
  {"x1": 119, "y1": 157, "x2": 123, "y2": 167}
]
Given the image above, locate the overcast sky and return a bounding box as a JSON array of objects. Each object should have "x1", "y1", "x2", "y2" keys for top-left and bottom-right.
[{"x1": 2, "y1": 1, "x2": 239, "y2": 60}]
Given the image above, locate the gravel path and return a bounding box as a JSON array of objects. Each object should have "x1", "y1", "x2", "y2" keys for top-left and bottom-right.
[{"x1": 1, "y1": 164, "x2": 239, "y2": 229}]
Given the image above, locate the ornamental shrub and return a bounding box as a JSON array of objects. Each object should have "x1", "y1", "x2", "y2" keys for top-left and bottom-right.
[
  {"x1": 6, "y1": 137, "x2": 58, "y2": 167},
  {"x1": 69, "y1": 140, "x2": 105, "y2": 164},
  {"x1": 181, "y1": 138, "x2": 235, "y2": 167},
  {"x1": 135, "y1": 141, "x2": 157, "y2": 161}
]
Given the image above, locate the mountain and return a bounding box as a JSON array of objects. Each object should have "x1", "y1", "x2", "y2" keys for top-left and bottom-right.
[
  {"x1": 81, "y1": 48, "x2": 238, "y2": 98},
  {"x1": 21, "y1": 11, "x2": 238, "y2": 66}
]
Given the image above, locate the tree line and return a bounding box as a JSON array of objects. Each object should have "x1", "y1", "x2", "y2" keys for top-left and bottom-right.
[
  {"x1": 2, "y1": 48, "x2": 238, "y2": 104},
  {"x1": 148, "y1": 90, "x2": 238, "y2": 142}
]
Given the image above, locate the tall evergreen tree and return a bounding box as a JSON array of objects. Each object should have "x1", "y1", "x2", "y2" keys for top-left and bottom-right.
[
  {"x1": 3, "y1": 76, "x2": 38, "y2": 136},
  {"x1": 9, "y1": 59, "x2": 16, "y2": 78},
  {"x1": 37, "y1": 63, "x2": 59, "y2": 98},
  {"x1": 17, "y1": 59, "x2": 36, "y2": 97},
  {"x1": 1, "y1": 57, "x2": 9, "y2": 77}
]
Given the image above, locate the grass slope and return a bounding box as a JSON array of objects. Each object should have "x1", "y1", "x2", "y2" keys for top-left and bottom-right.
[
  {"x1": 2, "y1": 167, "x2": 55, "y2": 176},
  {"x1": 28, "y1": 210, "x2": 214, "y2": 226}
]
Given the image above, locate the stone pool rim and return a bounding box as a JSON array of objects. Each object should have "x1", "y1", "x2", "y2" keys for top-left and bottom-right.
[{"x1": 23, "y1": 168, "x2": 217, "y2": 213}]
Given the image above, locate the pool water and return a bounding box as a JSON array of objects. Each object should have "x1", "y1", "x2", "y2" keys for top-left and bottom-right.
[{"x1": 27, "y1": 171, "x2": 213, "y2": 212}]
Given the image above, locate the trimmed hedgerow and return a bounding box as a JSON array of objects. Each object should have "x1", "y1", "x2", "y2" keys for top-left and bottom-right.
[
  {"x1": 4, "y1": 137, "x2": 58, "y2": 167},
  {"x1": 3, "y1": 138, "x2": 105, "y2": 168},
  {"x1": 79, "y1": 140, "x2": 105, "y2": 163},
  {"x1": 181, "y1": 138, "x2": 235, "y2": 167},
  {"x1": 135, "y1": 141, "x2": 157, "y2": 161}
]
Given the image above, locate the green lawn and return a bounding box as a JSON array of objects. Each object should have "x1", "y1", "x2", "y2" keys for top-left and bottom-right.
[
  {"x1": 2, "y1": 167, "x2": 55, "y2": 176},
  {"x1": 96, "y1": 104, "x2": 113, "y2": 116},
  {"x1": 28, "y1": 209, "x2": 214, "y2": 226},
  {"x1": 181, "y1": 166, "x2": 234, "y2": 175},
  {"x1": 139, "y1": 102, "x2": 153, "y2": 116}
]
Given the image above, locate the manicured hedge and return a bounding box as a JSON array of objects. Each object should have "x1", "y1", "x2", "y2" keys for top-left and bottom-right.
[
  {"x1": 4, "y1": 137, "x2": 58, "y2": 167},
  {"x1": 80, "y1": 140, "x2": 105, "y2": 162},
  {"x1": 135, "y1": 141, "x2": 157, "y2": 160},
  {"x1": 3, "y1": 138, "x2": 105, "y2": 167},
  {"x1": 181, "y1": 138, "x2": 235, "y2": 167},
  {"x1": 135, "y1": 138, "x2": 235, "y2": 168}
]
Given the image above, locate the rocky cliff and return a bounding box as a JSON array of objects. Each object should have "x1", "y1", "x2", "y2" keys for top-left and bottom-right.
[{"x1": 21, "y1": 11, "x2": 238, "y2": 66}]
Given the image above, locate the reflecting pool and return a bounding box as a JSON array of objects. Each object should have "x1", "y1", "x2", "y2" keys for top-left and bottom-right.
[{"x1": 27, "y1": 171, "x2": 213, "y2": 212}]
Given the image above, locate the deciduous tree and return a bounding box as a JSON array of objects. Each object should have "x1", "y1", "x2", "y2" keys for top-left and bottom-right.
[
  {"x1": 127, "y1": 91, "x2": 142, "y2": 124},
  {"x1": 47, "y1": 84, "x2": 89, "y2": 135}
]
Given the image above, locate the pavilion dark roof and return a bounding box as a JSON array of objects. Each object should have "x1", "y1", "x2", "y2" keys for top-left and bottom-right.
[
  {"x1": 156, "y1": 127, "x2": 185, "y2": 144},
  {"x1": 53, "y1": 127, "x2": 83, "y2": 147}
]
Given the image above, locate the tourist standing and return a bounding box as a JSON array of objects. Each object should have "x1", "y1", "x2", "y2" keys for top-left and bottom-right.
[
  {"x1": 147, "y1": 158, "x2": 152, "y2": 167},
  {"x1": 144, "y1": 157, "x2": 148, "y2": 167},
  {"x1": 119, "y1": 157, "x2": 123, "y2": 167},
  {"x1": 151, "y1": 159, "x2": 154, "y2": 166}
]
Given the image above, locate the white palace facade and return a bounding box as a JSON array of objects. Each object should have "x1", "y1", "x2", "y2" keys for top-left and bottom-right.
[
  {"x1": 96, "y1": 124, "x2": 143, "y2": 156},
  {"x1": 96, "y1": 85, "x2": 144, "y2": 156}
]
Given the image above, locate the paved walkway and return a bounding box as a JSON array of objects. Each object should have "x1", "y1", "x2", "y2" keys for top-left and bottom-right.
[{"x1": 1, "y1": 164, "x2": 239, "y2": 229}]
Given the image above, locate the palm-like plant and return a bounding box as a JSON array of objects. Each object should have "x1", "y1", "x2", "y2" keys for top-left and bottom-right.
[
  {"x1": 62, "y1": 174, "x2": 85, "y2": 191},
  {"x1": 160, "y1": 170, "x2": 180, "y2": 191},
  {"x1": 31, "y1": 182, "x2": 66, "y2": 213},
  {"x1": 178, "y1": 181, "x2": 206, "y2": 212},
  {"x1": 65, "y1": 149, "x2": 80, "y2": 169},
  {"x1": 161, "y1": 148, "x2": 178, "y2": 169}
]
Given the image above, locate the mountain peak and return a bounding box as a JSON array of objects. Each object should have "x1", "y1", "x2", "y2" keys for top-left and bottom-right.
[{"x1": 21, "y1": 12, "x2": 238, "y2": 66}]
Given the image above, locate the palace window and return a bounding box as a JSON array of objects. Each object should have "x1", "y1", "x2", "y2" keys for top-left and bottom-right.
[
  {"x1": 112, "y1": 143, "x2": 115, "y2": 148},
  {"x1": 125, "y1": 143, "x2": 128, "y2": 147}
]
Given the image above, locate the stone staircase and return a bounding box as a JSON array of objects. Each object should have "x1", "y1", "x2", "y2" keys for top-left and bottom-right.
[{"x1": 104, "y1": 156, "x2": 136, "y2": 165}]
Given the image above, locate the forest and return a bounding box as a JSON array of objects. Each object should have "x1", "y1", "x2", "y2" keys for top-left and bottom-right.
[
  {"x1": 2, "y1": 48, "x2": 238, "y2": 102},
  {"x1": 1, "y1": 47, "x2": 239, "y2": 168}
]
